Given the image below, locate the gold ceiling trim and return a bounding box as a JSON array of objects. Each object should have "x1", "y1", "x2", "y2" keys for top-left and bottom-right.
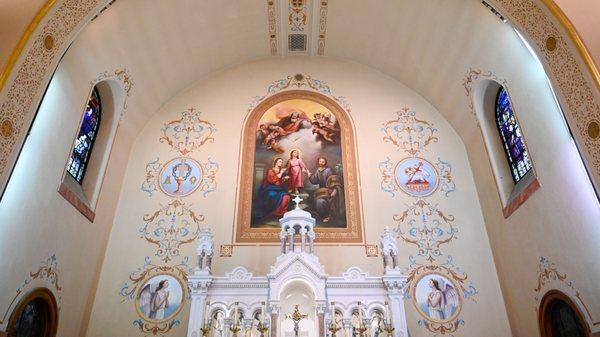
[
  {"x1": 0, "y1": 1, "x2": 597, "y2": 93},
  {"x1": 539, "y1": 0, "x2": 600, "y2": 92},
  {"x1": 0, "y1": 0, "x2": 57, "y2": 93}
]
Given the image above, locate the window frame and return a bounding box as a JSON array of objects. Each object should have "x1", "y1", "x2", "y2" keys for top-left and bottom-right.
[
  {"x1": 66, "y1": 86, "x2": 102, "y2": 184},
  {"x1": 494, "y1": 86, "x2": 532, "y2": 183}
]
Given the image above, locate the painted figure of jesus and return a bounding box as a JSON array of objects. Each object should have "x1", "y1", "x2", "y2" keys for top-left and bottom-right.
[{"x1": 286, "y1": 150, "x2": 310, "y2": 194}]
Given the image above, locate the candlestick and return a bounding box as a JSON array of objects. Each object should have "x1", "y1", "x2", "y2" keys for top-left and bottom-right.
[
  {"x1": 358, "y1": 301, "x2": 362, "y2": 322},
  {"x1": 233, "y1": 301, "x2": 239, "y2": 324},
  {"x1": 204, "y1": 301, "x2": 210, "y2": 325},
  {"x1": 261, "y1": 301, "x2": 265, "y2": 323},
  {"x1": 327, "y1": 321, "x2": 341, "y2": 337},
  {"x1": 384, "y1": 322, "x2": 395, "y2": 336},
  {"x1": 229, "y1": 323, "x2": 241, "y2": 337},
  {"x1": 385, "y1": 300, "x2": 391, "y2": 323},
  {"x1": 330, "y1": 301, "x2": 334, "y2": 315},
  {"x1": 200, "y1": 322, "x2": 211, "y2": 337},
  {"x1": 257, "y1": 322, "x2": 269, "y2": 337}
]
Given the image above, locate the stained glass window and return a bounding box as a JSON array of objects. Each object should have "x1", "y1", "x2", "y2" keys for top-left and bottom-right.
[
  {"x1": 495, "y1": 86, "x2": 532, "y2": 183},
  {"x1": 66, "y1": 87, "x2": 101, "y2": 183}
]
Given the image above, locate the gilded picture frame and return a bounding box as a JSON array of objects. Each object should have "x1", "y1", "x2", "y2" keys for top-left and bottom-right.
[{"x1": 234, "y1": 90, "x2": 364, "y2": 243}]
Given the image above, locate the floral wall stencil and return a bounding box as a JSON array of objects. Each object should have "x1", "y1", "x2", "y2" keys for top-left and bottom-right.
[
  {"x1": 159, "y1": 108, "x2": 216, "y2": 156},
  {"x1": 393, "y1": 200, "x2": 458, "y2": 262},
  {"x1": 380, "y1": 108, "x2": 475, "y2": 335},
  {"x1": 533, "y1": 257, "x2": 599, "y2": 327},
  {"x1": 382, "y1": 107, "x2": 438, "y2": 156},
  {"x1": 247, "y1": 73, "x2": 351, "y2": 113},
  {"x1": 125, "y1": 107, "x2": 218, "y2": 336},
  {"x1": 140, "y1": 200, "x2": 205, "y2": 263},
  {"x1": 0, "y1": 254, "x2": 62, "y2": 326}
]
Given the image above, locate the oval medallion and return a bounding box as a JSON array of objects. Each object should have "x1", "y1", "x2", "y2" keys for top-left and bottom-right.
[
  {"x1": 159, "y1": 157, "x2": 203, "y2": 197},
  {"x1": 395, "y1": 157, "x2": 439, "y2": 197}
]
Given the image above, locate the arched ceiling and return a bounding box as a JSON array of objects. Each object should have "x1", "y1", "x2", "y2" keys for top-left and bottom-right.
[
  {"x1": 1, "y1": 0, "x2": 600, "y2": 193},
  {"x1": 55, "y1": 0, "x2": 534, "y2": 136}
]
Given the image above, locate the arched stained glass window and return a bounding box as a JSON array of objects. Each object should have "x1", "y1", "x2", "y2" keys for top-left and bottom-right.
[
  {"x1": 495, "y1": 86, "x2": 532, "y2": 183},
  {"x1": 66, "y1": 87, "x2": 101, "y2": 183}
]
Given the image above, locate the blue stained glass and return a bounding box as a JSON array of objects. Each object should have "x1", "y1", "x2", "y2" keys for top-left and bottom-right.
[
  {"x1": 66, "y1": 87, "x2": 101, "y2": 183},
  {"x1": 495, "y1": 87, "x2": 532, "y2": 183}
]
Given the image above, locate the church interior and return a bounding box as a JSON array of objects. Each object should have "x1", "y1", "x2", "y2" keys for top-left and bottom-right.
[{"x1": 0, "y1": 1, "x2": 599, "y2": 337}]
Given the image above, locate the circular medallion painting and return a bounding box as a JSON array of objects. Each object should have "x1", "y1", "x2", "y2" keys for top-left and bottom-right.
[
  {"x1": 412, "y1": 273, "x2": 461, "y2": 323},
  {"x1": 136, "y1": 274, "x2": 185, "y2": 323},
  {"x1": 159, "y1": 157, "x2": 203, "y2": 197},
  {"x1": 394, "y1": 157, "x2": 438, "y2": 197}
]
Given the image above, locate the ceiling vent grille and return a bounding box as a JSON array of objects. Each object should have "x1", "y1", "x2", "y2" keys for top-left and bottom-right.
[{"x1": 288, "y1": 34, "x2": 307, "y2": 52}]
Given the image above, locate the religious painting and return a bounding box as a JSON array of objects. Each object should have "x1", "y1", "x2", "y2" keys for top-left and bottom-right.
[
  {"x1": 236, "y1": 90, "x2": 363, "y2": 243},
  {"x1": 159, "y1": 157, "x2": 203, "y2": 197},
  {"x1": 413, "y1": 273, "x2": 461, "y2": 323},
  {"x1": 136, "y1": 274, "x2": 184, "y2": 323},
  {"x1": 395, "y1": 157, "x2": 438, "y2": 197}
]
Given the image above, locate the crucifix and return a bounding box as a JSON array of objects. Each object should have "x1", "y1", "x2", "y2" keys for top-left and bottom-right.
[
  {"x1": 292, "y1": 194, "x2": 303, "y2": 209},
  {"x1": 285, "y1": 304, "x2": 308, "y2": 337}
]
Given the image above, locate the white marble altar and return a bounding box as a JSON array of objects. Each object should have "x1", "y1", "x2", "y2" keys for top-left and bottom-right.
[{"x1": 187, "y1": 199, "x2": 408, "y2": 337}]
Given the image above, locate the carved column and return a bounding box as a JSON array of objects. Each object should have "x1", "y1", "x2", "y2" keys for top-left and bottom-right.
[
  {"x1": 280, "y1": 229, "x2": 288, "y2": 254},
  {"x1": 270, "y1": 305, "x2": 279, "y2": 337},
  {"x1": 187, "y1": 276, "x2": 213, "y2": 337},
  {"x1": 342, "y1": 319, "x2": 353, "y2": 337},
  {"x1": 383, "y1": 271, "x2": 408, "y2": 337},
  {"x1": 288, "y1": 227, "x2": 295, "y2": 252},
  {"x1": 316, "y1": 303, "x2": 326, "y2": 337},
  {"x1": 300, "y1": 227, "x2": 307, "y2": 252}
]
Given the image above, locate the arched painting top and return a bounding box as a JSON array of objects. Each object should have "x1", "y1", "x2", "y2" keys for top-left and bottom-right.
[{"x1": 235, "y1": 90, "x2": 363, "y2": 244}]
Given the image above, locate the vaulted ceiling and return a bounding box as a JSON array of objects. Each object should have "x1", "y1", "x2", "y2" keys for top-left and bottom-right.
[{"x1": 52, "y1": 0, "x2": 537, "y2": 138}]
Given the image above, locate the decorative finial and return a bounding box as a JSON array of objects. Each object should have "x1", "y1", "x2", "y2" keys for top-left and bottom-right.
[{"x1": 292, "y1": 194, "x2": 303, "y2": 209}]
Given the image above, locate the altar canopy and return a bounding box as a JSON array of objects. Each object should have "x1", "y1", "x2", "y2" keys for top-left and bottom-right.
[{"x1": 187, "y1": 200, "x2": 408, "y2": 337}]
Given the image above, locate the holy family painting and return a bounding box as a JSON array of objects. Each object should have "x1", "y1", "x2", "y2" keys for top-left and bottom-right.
[{"x1": 236, "y1": 91, "x2": 363, "y2": 243}]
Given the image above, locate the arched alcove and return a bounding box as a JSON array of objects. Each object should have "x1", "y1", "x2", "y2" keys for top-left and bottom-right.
[
  {"x1": 538, "y1": 290, "x2": 590, "y2": 337},
  {"x1": 7, "y1": 288, "x2": 58, "y2": 337}
]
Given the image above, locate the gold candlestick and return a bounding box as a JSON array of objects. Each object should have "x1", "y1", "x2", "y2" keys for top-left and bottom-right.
[
  {"x1": 257, "y1": 322, "x2": 269, "y2": 337},
  {"x1": 200, "y1": 323, "x2": 211, "y2": 337},
  {"x1": 355, "y1": 324, "x2": 368, "y2": 337},
  {"x1": 327, "y1": 322, "x2": 341, "y2": 337},
  {"x1": 384, "y1": 323, "x2": 395, "y2": 336},
  {"x1": 230, "y1": 324, "x2": 241, "y2": 337}
]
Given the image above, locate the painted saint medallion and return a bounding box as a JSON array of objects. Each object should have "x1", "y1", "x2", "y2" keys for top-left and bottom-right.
[
  {"x1": 135, "y1": 274, "x2": 184, "y2": 323},
  {"x1": 413, "y1": 273, "x2": 461, "y2": 323},
  {"x1": 159, "y1": 157, "x2": 202, "y2": 197},
  {"x1": 395, "y1": 157, "x2": 439, "y2": 197}
]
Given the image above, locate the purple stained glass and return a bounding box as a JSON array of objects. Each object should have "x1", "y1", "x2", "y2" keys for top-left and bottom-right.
[
  {"x1": 495, "y1": 87, "x2": 532, "y2": 183},
  {"x1": 66, "y1": 87, "x2": 101, "y2": 183}
]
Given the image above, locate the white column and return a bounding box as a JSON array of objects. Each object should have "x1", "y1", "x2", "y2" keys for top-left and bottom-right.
[
  {"x1": 187, "y1": 276, "x2": 213, "y2": 337},
  {"x1": 300, "y1": 227, "x2": 307, "y2": 253},
  {"x1": 382, "y1": 273, "x2": 408, "y2": 337},
  {"x1": 288, "y1": 227, "x2": 295, "y2": 252}
]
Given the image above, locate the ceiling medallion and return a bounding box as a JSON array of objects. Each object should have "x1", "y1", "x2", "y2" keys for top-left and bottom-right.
[
  {"x1": 43, "y1": 34, "x2": 55, "y2": 50},
  {"x1": 545, "y1": 36, "x2": 557, "y2": 51},
  {"x1": 0, "y1": 119, "x2": 14, "y2": 138},
  {"x1": 588, "y1": 120, "x2": 600, "y2": 139}
]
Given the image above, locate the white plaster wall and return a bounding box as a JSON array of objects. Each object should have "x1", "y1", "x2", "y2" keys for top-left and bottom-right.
[
  {"x1": 0, "y1": 58, "x2": 134, "y2": 335},
  {"x1": 86, "y1": 58, "x2": 512, "y2": 337}
]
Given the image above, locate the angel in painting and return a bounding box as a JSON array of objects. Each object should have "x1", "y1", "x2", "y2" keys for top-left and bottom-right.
[
  {"x1": 139, "y1": 279, "x2": 170, "y2": 320},
  {"x1": 426, "y1": 278, "x2": 458, "y2": 321}
]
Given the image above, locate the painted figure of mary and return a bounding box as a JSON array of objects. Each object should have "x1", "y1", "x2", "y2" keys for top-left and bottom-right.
[
  {"x1": 253, "y1": 157, "x2": 291, "y2": 221},
  {"x1": 286, "y1": 150, "x2": 310, "y2": 194}
]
